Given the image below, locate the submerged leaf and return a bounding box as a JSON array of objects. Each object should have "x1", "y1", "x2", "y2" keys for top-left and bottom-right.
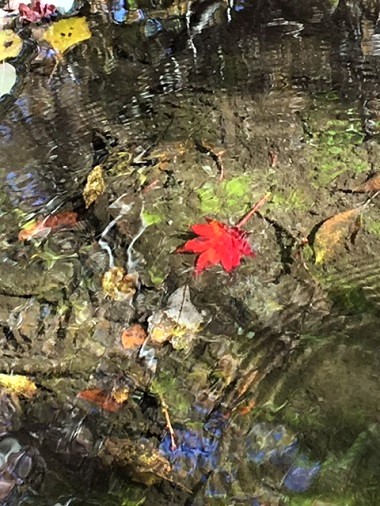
[
  {"x1": 43, "y1": 17, "x2": 91, "y2": 54},
  {"x1": 0, "y1": 30, "x2": 22, "y2": 61},
  {"x1": 148, "y1": 286, "x2": 203, "y2": 349},
  {"x1": 18, "y1": 211, "x2": 78, "y2": 240},
  {"x1": 312, "y1": 208, "x2": 362, "y2": 264},
  {"x1": 0, "y1": 374, "x2": 37, "y2": 398},
  {"x1": 83, "y1": 165, "x2": 106, "y2": 208},
  {"x1": 121, "y1": 324, "x2": 147, "y2": 349},
  {"x1": 77, "y1": 387, "x2": 128, "y2": 412},
  {"x1": 177, "y1": 218, "x2": 255, "y2": 275},
  {"x1": 102, "y1": 267, "x2": 138, "y2": 301}
]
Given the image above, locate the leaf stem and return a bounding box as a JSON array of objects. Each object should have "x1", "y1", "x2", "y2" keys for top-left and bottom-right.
[{"x1": 235, "y1": 193, "x2": 271, "y2": 229}]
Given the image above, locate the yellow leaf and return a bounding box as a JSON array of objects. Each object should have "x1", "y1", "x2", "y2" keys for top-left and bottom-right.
[
  {"x1": 313, "y1": 208, "x2": 362, "y2": 264},
  {"x1": 43, "y1": 17, "x2": 91, "y2": 55},
  {"x1": 102, "y1": 267, "x2": 138, "y2": 301},
  {"x1": 0, "y1": 30, "x2": 23, "y2": 62},
  {"x1": 0, "y1": 374, "x2": 37, "y2": 398},
  {"x1": 83, "y1": 165, "x2": 106, "y2": 208}
]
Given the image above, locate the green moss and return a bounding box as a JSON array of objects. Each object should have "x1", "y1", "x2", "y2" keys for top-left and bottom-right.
[
  {"x1": 329, "y1": 284, "x2": 376, "y2": 315},
  {"x1": 304, "y1": 100, "x2": 370, "y2": 187},
  {"x1": 142, "y1": 211, "x2": 163, "y2": 226},
  {"x1": 270, "y1": 189, "x2": 310, "y2": 211},
  {"x1": 150, "y1": 370, "x2": 192, "y2": 420},
  {"x1": 197, "y1": 175, "x2": 253, "y2": 218},
  {"x1": 364, "y1": 218, "x2": 380, "y2": 238}
]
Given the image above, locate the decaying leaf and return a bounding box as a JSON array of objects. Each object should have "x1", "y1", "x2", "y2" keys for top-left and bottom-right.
[
  {"x1": 148, "y1": 286, "x2": 203, "y2": 349},
  {"x1": 100, "y1": 438, "x2": 174, "y2": 488},
  {"x1": 312, "y1": 208, "x2": 362, "y2": 264},
  {"x1": 77, "y1": 386, "x2": 129, "y2": 412},
  {"x1": 352, "y1": 174, "x2": 380, "y2": 193},
  {"x1": 18, "y1": 211, "x2": 78, "y2": 240},
  {"x1": 83, "y1": 165, "x2": 106, "y2": 208},
  {"x1": 0, "y1": 374, "x2": 37, "y2": 398},
  {"x1": 102, "y1": 267, "x2": 138, "y2": 301},
  {"x1": 121, "y1": 324, "x2": 147, "y2": 349},
  {"x1": 0, "y1": 29, "x2": 23, "y2": 61},
  {"x1": 43, "y1": 17, "x2": 91, "y2": 54}
]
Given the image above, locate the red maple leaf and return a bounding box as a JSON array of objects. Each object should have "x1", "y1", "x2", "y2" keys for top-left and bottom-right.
[
  {"x1": 177, "y1": 219, "x2": 254, "y2": 275},
  {"x1": 177, "y1": 194, "x2": 269, "y2": 275}
]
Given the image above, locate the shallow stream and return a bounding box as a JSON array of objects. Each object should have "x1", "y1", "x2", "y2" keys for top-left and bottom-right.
[{"x1": 0, "y1": 0, "x2": 380, "y2": 504}]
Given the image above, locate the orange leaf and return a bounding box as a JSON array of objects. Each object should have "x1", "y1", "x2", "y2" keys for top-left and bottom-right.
[
  {"x1": 121, "y1": 324, "x2": 147, "y2": 349},
  {"x1": 77, "y1": 388, "x2": 125, "y2": 413},
  {"x1": 312, "y1": 208, "x2": 362, "y2": 264},
  {"x1": 19, "y1": 211, "x2": 78, "y2": 241}
]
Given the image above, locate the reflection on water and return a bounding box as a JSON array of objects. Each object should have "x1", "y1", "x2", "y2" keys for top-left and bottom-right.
[{"x1": 0, "y1": 0, "x2": 380, "y2": 504}]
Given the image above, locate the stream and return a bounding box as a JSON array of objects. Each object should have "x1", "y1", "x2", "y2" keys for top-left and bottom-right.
[{"x1": 0, "y1": 0, "x2": 380, "y2": 504}]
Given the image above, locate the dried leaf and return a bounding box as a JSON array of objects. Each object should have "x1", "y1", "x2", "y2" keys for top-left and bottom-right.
[
  {"x1": 352, "y1": 174, "x2": 380, "y2": 193},
  {"x1": 43, "y1": 17, "x2": 91, "y2": 54},
  {"x1": 121, "y1": 324, "x2": 147, "y2": 349},
  {"x1": 0, "y1": 374, "x2": 37, "y2": 398},
  {"x1": 0, "y1": 30, "x2": 22, "y2": 62},
  {"x1": 177, "y1": 219, "x2": 255, "y2": 275},
  {"x1": 100, "y1": 438, "x2": 174, "y2": 487},
  {"x1": 148, "y1": 286, "x2": 203, "y2": 349},
  {"x1": 102, "y1": 267, "x2": 138, "y2": 301},
  {"x1": 83, "y1": 165, "x2": 106, "y2": 208},
  {"x1": 312, "y1": 208, "x2": 362, "y2": 264},
  {"x1": 18, "y1": 211, "x2": 78, "y2": 240},
  {"x1": 77, "y1": 387, "x2": 128, "y2": 412}
]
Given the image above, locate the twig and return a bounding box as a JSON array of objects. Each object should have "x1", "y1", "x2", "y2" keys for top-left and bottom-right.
[
  {"x1": 195, "y1": 140, "x2": 226, "y2": 180},
  {"x1": 159, "y1": 394, "x2": 177, "y2": 451},
  {"x1": 235, "y1": 193, "x2": 271, "y2": 229},
  {"x1": 47, "y1": 54, "x2": 62, "y2": 84}
]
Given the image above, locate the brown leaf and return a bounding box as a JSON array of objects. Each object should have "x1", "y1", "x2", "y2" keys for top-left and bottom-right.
[
  {"x1": 121, "y1": 324, "x2": 147, "y2": 349},
  {"x1": 352, "y1": 174, "x2": 380, "y2": 193},
  {"x1": 312, "y1": 208, "x2": 362, "y2": 264},
  {"x1": 18, "y1": 211, "x2": 78, "y2": 241},
  {"x1": 77, "y1": 387, "x2": 128, "y2": 412}
]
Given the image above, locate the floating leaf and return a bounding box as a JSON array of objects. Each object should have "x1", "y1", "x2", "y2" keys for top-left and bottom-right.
[
  {"x1": 0, "y1": 374, "x2": 37, "y2": 398},
  {"x1": 102, "y1": 267, "x2": 138, "y2": 301},
  {"x1": 83, "y1": 165, "x2": 106, "y2": 208},
  {"x1": 0, "y1": 29, "x2": 22, "y2": 62},
  {"x1": 18, "y1": 211, "x2": 78, "y2": 240},
  {"x1": 352, "y1": 174, "x2": 380, "y2": 193},
  {"x1": 77, "y1": 387, "x2": 129, "y2": 412},
  {"x1": 177, "y1": 218, "x2": 255, "y2": 275},
  {"x1": 43, "y1": 17, "x2": 91, "y2": 54},
  {"x1": 0, "y1": 61, "x2": 17, "y2": 99},
  {"x1": 312, "y1": 208, "x2": 362, "y2": 264},
  {"x1": 121, "y1": 324, "x2": 147, "y2": 349}
]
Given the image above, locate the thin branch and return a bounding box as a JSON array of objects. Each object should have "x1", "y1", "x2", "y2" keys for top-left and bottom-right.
[
  {"x1": 159, "y1": 394, "x2": 177, "y2": 451},
  {"x1": 235, "y1": 193, "x2": 271, "y2": 229}
]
